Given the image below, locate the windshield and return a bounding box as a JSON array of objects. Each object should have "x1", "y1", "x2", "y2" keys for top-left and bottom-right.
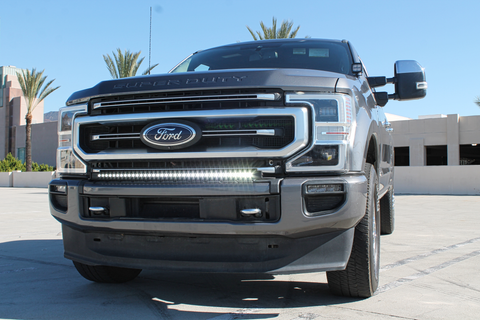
[{"x1": 170, "y1": 40, "x2": 354, "y2": 75}]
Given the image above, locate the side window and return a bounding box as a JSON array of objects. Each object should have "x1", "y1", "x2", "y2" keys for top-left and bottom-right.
[{"x1": 194, "y1": 64, "x2": 210, "y2": 72}]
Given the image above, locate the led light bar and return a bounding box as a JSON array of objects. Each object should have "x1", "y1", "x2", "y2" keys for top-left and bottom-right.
[{"x1": 94, "y1": 169, "x2": 256, "y2": 182}]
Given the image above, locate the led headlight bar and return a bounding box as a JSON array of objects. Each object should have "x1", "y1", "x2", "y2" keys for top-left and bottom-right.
[{"x1": 93, "y1": 169, "x2": 256, "y2": 182}]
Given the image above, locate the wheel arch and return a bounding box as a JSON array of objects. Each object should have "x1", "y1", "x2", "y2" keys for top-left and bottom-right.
[{"x1": 363, "y1": 133, "x2": 380, "y2": 176}]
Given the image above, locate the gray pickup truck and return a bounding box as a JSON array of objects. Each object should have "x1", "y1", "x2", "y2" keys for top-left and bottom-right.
[{"x1": 49, "y1": 39, "x2": 426, "y2": 297}]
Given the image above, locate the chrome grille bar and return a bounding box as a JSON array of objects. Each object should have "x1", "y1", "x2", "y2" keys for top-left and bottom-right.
[
  {"x1": 91, "y1": 129, "x2": 277, "y2": 141},
  {"x1": 93, "y1": 93, "x2": 280, "y2": 110},
  {"x1": 92, "y1": 133, "x2": 140, "y2": 141},
  {"x1": 202, "y1": 129, "x2": 276, "y2": 136}
]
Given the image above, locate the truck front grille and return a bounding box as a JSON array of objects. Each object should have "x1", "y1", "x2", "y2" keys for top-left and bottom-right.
[
  {"x1": 80, "y1": 116, "x2": 295, "y2": 153},
  {"x1": 73, "y1": 92, "x2": 310, "y2": 163}
]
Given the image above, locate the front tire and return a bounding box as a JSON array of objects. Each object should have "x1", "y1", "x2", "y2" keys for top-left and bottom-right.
[
  {"x1": 326, "y1": 163, "x2": 380, "y2": 298},
  {"x1": 73, "y1": 261, "x2": 142, "y2": 283}
]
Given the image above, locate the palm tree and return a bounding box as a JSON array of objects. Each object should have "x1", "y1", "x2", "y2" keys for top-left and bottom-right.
[
  {"x1": 476, "y1": 97, "x2": 480, "y2": 107},
  {"x1": 246, "y1": 17, "x2": 303, "y2": 40},
  {"x1": 103, "y1": 49, "x2": 159, "y2": 78},
  {"x1": 16, "y1": 68, "x2": 60, "y2": 171}
]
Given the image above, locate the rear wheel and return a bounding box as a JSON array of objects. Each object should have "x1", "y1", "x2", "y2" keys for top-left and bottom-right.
[
  {"x1": 326, "y1": 163, "x2": 380, "y2": 298},
  {"x1": 73, "y1": 261, "x2": 142, "y2": 283},
  {"x1": 380, "y1": 188, "x2": 395, "y2": 235}
]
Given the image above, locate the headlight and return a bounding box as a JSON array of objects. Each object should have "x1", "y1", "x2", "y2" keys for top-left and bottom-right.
[
  {"x1": 57, "y1": 105, "x2": 87, "y2": 174},
  {"x1": 285, "y1": 93, "x2": 354, "y2": 172}
]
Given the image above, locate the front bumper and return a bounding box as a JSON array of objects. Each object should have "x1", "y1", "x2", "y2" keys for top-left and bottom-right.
[{"x1": 50, "y1": 174, "x2": 367, "y2": 273}]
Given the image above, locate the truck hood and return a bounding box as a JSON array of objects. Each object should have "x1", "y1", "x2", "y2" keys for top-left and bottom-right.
[{"x1": 67, "y1": 68, "x2": 349, "y2": 105}]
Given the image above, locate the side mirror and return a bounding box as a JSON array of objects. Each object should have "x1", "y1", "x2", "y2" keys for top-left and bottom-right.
[{"x1": 393, "y1": 60, "x2": 427, "y2": 101}]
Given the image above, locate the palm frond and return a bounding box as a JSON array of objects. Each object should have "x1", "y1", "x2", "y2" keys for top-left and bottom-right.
[
  {"x1": 104, "y1": 49, "x2": 155, "y2": 78},
  {"x1": 103, "y1": 54, "x2": 118, "y2": 78},
  {"x1": 246, "y1": 26, "x2": 259, "y2": 41},
  {"x1": 246, "y1": 17, "x2": 302, "y2": 40},
  {"x1": 16, "y1": 68, "x2": 60, "y2": 114}
]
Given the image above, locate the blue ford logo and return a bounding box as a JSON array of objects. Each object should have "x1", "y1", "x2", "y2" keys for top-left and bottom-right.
[{"x1": 140, "y1": 120, "x2": 201, "y2": 150}]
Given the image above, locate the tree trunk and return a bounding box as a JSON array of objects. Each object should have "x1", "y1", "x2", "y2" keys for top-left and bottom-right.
[{"x1": 25, "y1": 113, "x2": 33, "y2": 172}]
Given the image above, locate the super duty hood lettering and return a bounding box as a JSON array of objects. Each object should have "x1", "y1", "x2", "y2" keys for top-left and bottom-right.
[{"x1": 113, "y1": 76, "x2": 248, "y2": 89}]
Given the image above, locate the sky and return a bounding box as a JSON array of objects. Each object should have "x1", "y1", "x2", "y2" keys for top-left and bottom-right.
[{"x1": 1, "y1": 0, "x2": 479, "y2": 119}]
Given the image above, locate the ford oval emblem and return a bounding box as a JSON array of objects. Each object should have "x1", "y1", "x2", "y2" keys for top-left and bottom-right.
[{"x1": 140, "y1": 120, "x2": 202, "y2": 150}]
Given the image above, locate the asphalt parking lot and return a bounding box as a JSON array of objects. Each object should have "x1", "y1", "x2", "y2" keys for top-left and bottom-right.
[{"x1": 1, "y1": 188, "x2": 479, "y2": 320}]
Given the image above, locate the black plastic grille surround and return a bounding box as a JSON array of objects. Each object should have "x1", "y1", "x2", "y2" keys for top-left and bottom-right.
[{"x1": 80, "y1": 116, "x2": 295, "y2": 153}]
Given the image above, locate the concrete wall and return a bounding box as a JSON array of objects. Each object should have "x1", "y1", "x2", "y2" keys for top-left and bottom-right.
[
  {"x1": 459, "y1": 115, "x2": 480, "y2": 144},
  {"x1": 0, "y1": 172, "x2": 14, "y2": 187},
  {"x1": 395, "y1": 166, "x2": 480, "y2": 195},
  {"x1": 0, "y1": 171, "x2": 55, "y2": 188}
]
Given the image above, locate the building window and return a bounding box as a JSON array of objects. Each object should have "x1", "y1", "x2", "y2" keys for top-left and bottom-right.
[
  {"x1": 460, "y1": 144, "x2": 480, "y2": 165},
  {"x1": 17, "y1": 147, "x2": 25, "y2": 164},
  {"x1": 426, "y1": 145, "x2": 447, "y2": 166},
  {"x1": 394, "y1": 147, "x2": 409, "y2": 166}
]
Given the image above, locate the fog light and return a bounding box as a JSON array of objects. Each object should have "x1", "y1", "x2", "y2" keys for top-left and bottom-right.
[
  {"x1": 55, "y1": 185, "x2": 67, "y2": 193},
  {"x1": 49, "y1": 182, "x2": 68, "y2": 212},
  {"x1": 50, "y1": 183, "x2": 67, "y2": 194},
  {"x1": 307, "y1": 184, "x2": 343, "y2": 194},
  {"x1": 304, "y1": 183, "x2": 345, "y2": 215}
]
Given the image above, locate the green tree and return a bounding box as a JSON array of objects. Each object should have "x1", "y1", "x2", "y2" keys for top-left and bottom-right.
[
  {"x1": 103, "y1": 49, "x2": 159, "y2": 78},
  {"x1": 0, "y1": 153, "x2": 54, "y2": 172},
  {"x1": 246, "y1": 17, "x2": 304, "y2": 40},
  {"x1": 16, "y1": 69, "x2": 60, "y2": 172},
  {"x1": 475, "y1": 97, "x2": 480, "y2": 107},
  {"x1": 0, "y1": 153, "x2": 25, "y2": 172}
]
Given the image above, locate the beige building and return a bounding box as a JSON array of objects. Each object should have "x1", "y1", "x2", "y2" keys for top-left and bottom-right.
[
  {"x1": 387, "y1": 113, "x2": 480, "y2": 195},
  {"x1": 388, "y1": 113, "x2": 480, "y2": 167},
  {"x1": 0, "y1": 66, "x2": 57, "y2": 166}
]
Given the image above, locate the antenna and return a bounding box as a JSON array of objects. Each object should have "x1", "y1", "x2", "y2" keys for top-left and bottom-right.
[{"x1": 149, "y1": 7, "x2": 152, "y2": 74}]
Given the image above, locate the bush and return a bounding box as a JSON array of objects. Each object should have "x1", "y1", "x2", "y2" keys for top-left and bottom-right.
[{"x1": 0, "y1": 153, "x2": 54, "y2": 172}]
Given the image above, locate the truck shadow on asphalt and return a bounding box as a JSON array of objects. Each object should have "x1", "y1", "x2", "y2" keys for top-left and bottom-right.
[
  {"x1": 82, "y1": 271, "x2": 361, "y2": 319},
  {"x1": 1, "y1": 240, "x2": 361, "y2": 319},
  {"x1": 132, "y1": 270, "x2": 358, "y2": 307}
]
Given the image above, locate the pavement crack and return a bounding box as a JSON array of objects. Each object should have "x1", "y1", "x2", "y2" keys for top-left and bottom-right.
[
  {"x1": 333, "y1": 306, "x2": 418, "y2": 319},
  {"x1": 127, "y1": 285, "x2": 174, "y2": 320},
  {"x1": 377, "y1": 249, "x2": 480, "y2": 294},
  {"x1": 381, "y1": 236, "x2": 480, "y2": 271}
]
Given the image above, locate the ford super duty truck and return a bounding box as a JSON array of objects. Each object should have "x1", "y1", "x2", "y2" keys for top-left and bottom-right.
[{"x1": 49, "y1": 39, "x2": 426, "y2": 297}]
